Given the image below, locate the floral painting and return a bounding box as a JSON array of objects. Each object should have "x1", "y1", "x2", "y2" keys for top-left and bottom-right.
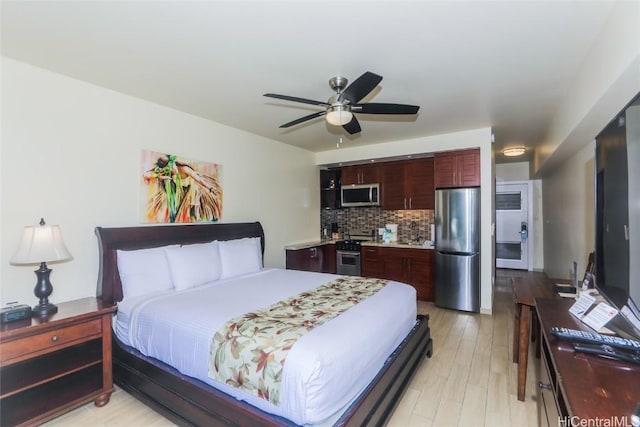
[{"x1": 141, "y1": 150, "x2": 222, "y2": 223}]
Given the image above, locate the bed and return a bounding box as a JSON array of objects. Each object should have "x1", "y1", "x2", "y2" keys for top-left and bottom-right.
[{"x1": 96, "y1": 222, "x2": 433, "y2": 426}]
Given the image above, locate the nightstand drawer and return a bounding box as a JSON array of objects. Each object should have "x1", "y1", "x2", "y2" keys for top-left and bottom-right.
[{"x1": 0, "y1": 318, "x2": 102, "y2": 365}]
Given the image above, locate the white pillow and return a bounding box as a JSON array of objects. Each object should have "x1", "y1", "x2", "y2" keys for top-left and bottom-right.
[
  {"x1": 165, "y1": 241, "x2": 222, "y2": 291},
  {"x1": 117, "y1": 246, "x2": 176, "y2": 299},
  {"x1": 218, "y1": 237, "x2": 263, "y2": 279}
]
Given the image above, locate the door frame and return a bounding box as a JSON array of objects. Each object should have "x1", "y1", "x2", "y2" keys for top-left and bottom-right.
[{"x1": 495, "y1": 180, "x2": 533, "y2": 271}]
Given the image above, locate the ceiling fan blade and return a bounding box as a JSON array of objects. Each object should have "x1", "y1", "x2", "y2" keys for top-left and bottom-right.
[
  {"x1": 264, "y1": 93, "x2": 330, "y2": 107},
  {"x1": 354, "y1": 103, "x2": 420, "y2": 115},
  {"x1": 342, "y1": 115, "x2": 361, "y2": 135},
  {"x1": 338, "y1": 72, "x2": 383, "y2": 104},
  {"x1": 279, "y1": 111, "x2": 326, "y2": 128}
]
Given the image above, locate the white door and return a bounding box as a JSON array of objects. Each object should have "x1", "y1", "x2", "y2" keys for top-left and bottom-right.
[{"x1": 496, "y1": 182, "x2": 530, "y2": 270}]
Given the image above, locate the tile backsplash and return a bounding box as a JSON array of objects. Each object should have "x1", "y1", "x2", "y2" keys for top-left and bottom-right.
[{"x1": 321, "y1": 208, "x2": 435, "y2": 242}]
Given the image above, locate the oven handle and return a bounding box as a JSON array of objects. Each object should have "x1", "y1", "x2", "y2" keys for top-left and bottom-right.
[
  {"x1": 337, "y1": 250, "x2": 361, "y2": 257},
  {"x1": 337, "y1": 250, "x2": 361, "y2": 263}
]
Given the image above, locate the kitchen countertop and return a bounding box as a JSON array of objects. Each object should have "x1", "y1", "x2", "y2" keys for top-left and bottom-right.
[
  {"x1": 284, "y1": 240, "x2": 337, "y2": 250},
  {"x1": 284, "y1": 240, "x2": 435, "y2": 251},
  {"x1": 362, "y1": 241, "x2": 435, "y2": 250}
]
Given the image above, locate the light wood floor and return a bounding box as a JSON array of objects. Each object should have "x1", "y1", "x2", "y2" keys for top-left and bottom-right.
[{"x1": 44, "y1": 270, "x2": 540, "y2": 426}]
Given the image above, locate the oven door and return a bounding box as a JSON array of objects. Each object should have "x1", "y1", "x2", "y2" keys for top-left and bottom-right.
[{"x1": 337, "y1": 250, "x2": 361, "y2": 276}]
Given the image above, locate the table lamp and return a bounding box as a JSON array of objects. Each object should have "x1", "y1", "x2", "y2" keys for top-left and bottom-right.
[{"x1": 10, "y1": 218, "x2": 73, "y2": 316}]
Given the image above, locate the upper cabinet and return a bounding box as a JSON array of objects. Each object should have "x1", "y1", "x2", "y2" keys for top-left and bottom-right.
[
  {"x1": 330, "y1": 149, "x2": 476, "y2": 209},
  {"x1": 320, "y1": 169, "x2": 341, "y2": 209},
  {"x1": 341, "y1": 164, "x2": 380, "y2": 185},
  {"x1": 381, "y1": 158, "x2": 434, "y2": 210},
  {"x1": 434, "y1": 148, "x2": 480, "y2": 188},
  {"x1": 406, "y1": 158, "x2": 435, "y2": 209}
]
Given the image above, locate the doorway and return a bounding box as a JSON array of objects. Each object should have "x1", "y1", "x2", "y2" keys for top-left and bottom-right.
[{"x1": 496, "y1": 181, "x2": 532, "y2": 270}]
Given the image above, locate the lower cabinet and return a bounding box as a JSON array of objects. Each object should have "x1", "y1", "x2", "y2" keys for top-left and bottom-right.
[
  {"x1": 286, "y1": 244, "x2": 336, "y2": 274},
  {"x1": 361, "y1": 246, "x2": 434, "y2": 301},
  {"x1": 362, "y1": 246, "x2": 382, "y2": 278}
]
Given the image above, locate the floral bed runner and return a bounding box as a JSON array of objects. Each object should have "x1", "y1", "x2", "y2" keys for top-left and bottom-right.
[{"x1": 207, "y1": 276, "x2": 388, "y2": 405}]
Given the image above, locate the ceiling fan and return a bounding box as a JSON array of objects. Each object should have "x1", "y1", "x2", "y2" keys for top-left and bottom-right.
[{"x1": 263, "y1": 71, "x2": 420, "y2": 135}]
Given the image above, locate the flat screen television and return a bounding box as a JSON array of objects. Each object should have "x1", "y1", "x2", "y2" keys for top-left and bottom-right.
[{"x1": 594, "y1": 92, "x2": 640, "y2": 338}]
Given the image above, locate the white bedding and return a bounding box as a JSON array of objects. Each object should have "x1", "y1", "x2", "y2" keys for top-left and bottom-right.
[{"x1": 114, "y1": 268, "x2": 417, "y2": 425}]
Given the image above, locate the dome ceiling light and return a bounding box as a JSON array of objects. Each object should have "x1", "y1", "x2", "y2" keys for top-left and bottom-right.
[{"x1": 503, "y1": 147, "x2": 526, "y2": 157}]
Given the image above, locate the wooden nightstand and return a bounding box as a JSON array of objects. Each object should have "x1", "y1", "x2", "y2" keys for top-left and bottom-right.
[{"x1": 0, "y1": 297, "x2": 117, "y2": 426}]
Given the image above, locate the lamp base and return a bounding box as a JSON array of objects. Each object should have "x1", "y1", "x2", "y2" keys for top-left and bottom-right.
[
  {"x1": 32, "y1": 262, "x2": 57, "y2": 317},
  {"x1": 32, "y1": 302, "x2": 58, "y2": 317}
]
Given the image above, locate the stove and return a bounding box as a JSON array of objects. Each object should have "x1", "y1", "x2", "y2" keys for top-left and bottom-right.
[
  {"x1": 335, "y1": 239, "x2": 365, "y2": 252},
  {"x1": 335, "y1": 231, "x2": 373, "y2": 276}
]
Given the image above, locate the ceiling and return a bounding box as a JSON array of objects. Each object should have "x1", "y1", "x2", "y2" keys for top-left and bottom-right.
[{"x1": 1, "y1": 1, "x2": 619, "y2": 163}]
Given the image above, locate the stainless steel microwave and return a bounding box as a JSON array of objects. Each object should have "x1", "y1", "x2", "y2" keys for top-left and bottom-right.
[{"x1": 341, "y1": 183, "x2": 380, "y2": 207}]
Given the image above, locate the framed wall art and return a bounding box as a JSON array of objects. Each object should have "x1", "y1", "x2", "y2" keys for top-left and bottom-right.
[{"x1": 141, "y1": 150, "x2": 223, "y2": 223}]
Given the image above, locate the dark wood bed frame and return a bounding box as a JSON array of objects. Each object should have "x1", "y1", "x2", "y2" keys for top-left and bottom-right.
[{"x1": 95, "y1": 222, "x2": 433, "y2": 426}]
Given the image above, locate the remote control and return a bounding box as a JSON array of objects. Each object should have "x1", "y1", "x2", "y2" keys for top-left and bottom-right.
[
  {"x1": 550, "y1": 326, "x2": 640, "y2": 352},
  {"x1": 572, "y1": 343, "x2": 640, "y2": 365}
]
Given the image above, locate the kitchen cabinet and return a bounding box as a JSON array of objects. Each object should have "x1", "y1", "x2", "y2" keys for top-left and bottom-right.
[
  {"x1": 286, "y1": 244, "x2": 336, "y2": 274},
  {"x1": 381, "y1": 158, "x2": 434, "y2": 210},
  {"x1": 341, "y1": 164, "x2": 379, "y2": 185},
  {"x1": 361, "y1": 245, "x2": 434, "y2": 301},
  {"x1": 361, "y1": 246, "x2": 382, "y2": 277},
  {"x1": 320, "y1": 169, "x2": 341, "y2": 209},
  {"x1": 434, "y1": 148, "x2": 480, "y2": 188}
]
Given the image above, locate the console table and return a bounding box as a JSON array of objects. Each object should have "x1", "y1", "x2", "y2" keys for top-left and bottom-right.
[
  {"x1": 511, "y1": 273, "x2": 558, "y2": 401},
  {"x1": 536, "y1": 298, "x2": 640, "y2": 426}
]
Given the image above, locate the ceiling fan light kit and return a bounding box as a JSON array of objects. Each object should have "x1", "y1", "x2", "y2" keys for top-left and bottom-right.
[
  {"x1": 503, "y1": 147, "x2": 526, "y2": 157},
  {"x1": 264, "y1": 71, "x2": 419, "y2": 135},
  {"x1": 326, "y1": 106, "x2": 353, "y2": 126}
]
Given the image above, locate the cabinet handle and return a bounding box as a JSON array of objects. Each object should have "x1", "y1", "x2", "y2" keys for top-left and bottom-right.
[
  {"x1": 409, "y1": 197, "x2": 412, "y2": 209},
  {"x1": 404, "y1": 198, "x2": 407, "y2": 209},
  {"x1": 310, "y1": 248, "x2": 318, "y2": 258},
  {"x1": 538, "y1": 381, "x2": 552, "y2": 391},
  {"x1": 51, "y1": 335, "x2": 59, "y2": 342}
]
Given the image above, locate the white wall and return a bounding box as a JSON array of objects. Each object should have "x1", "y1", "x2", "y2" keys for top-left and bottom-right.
[
  {"x1": 542, "y1": 142, "x2": 595, "y2": 280},
  {"x1": 536, "y1": 2, "x2": 638, "y2": 282},
  {"x1": 534, "y1": 1, "x2": 640, "y2": 177},
  {"x1": 315, "y1": 128, "x2": 496, "y2": 314},
  {"x1": 0, "y1": 58, "x2": 320, "y2": 305},
  {"x1": 495, "y1": 162, "x2": 529, "y2": 181},
  {"x1": 495, "y1": 162, "x2": 544, "y2": 271}
]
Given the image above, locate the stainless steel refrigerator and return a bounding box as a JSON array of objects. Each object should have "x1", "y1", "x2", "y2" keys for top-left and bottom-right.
[{"x1": 435, "y1": 187, "x2": 480, "y2": 312}]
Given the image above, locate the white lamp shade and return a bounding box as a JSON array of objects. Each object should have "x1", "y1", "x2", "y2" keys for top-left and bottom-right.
[
  {"x1": 326, "y1": 109, "x2": 353, "y2": 126},
  {"x1": 11, "y1": 223, "x2": 73, "y2": 265}
]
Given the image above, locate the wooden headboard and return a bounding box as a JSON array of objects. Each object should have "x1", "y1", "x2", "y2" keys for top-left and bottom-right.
[{"x1": 95, "y1": 222, "x2": 265, "y2": 304}]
